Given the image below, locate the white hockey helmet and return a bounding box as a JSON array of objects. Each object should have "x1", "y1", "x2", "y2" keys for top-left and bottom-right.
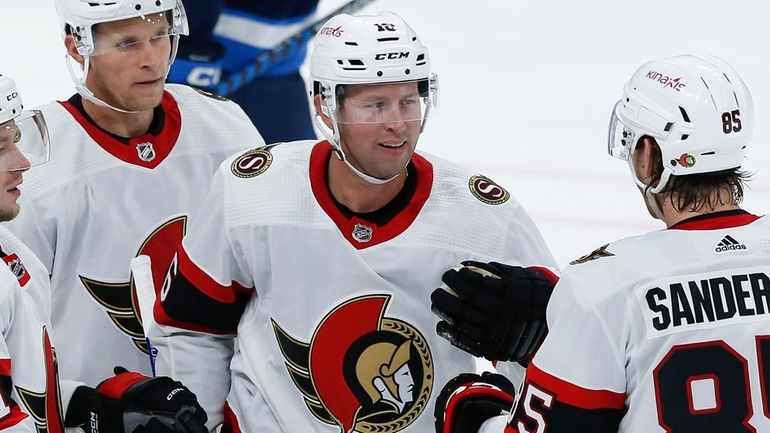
[
  {"x1": 309, "y1": 10, "x2": 438, "y2": 184},
  {"x1": 54, "y1": 0, "x2": 189, "y2": 112},
  {"x1": 608, "y1": 54, "x2": 753, "y2": 194},
  {"x1": 55, "y1": 0, "x2": 189, "y2": 57},
  {"x1": 0, "y1": 76, "x2": 50, "y2": 170}
]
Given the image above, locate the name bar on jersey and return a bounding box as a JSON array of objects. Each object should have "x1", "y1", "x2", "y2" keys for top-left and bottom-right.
[{"x1": 637, "y1": 267, "x2": 770, "y2": 338}]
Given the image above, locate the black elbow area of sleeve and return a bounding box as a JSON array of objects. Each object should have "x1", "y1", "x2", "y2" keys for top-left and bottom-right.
[
  {"x1": 512, "y1": 399, "x2": 624, "y2": 433},
  {"x1": 161, "y1": 273, "x2": 250, "y2": 334}
]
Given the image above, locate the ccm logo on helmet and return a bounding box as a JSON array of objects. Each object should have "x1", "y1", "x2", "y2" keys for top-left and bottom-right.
[
  {"x1": 645, "y1": 70, "x2": 686, "y2": 92},
  {"x1": 375, "y1": 52, "x2": 409, "y2": 61},
  {"x1": 6, "y1": 92, "x2": 18, "y2": 102}
]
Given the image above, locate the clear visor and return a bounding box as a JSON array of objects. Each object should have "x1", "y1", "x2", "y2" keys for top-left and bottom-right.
[
  {"x1": 87, "y1": 10, "x2": 186, "y2": 57},
  {"x1": 0, "y1": 111, "x2": 50, "y2": 170},
  {"x1": 607, "y1": 102, "x2": 636, "y2": 161},
  {"x1": 335, "y1": 77, "x2": 436, "y2": 125}
]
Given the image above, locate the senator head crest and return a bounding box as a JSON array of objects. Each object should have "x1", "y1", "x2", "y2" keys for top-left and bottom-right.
[{"x1": 272, "y1": 295, "x2": 433, "y2": 433}]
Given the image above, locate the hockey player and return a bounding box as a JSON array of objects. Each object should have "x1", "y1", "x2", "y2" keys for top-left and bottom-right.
[
  {"x1": 4, "y1": 0, "x2": 264, "y2": 388},
  {"x1": 168, "y1": 0, "x2": 319, "y2": 142},
  {"x1": 0, "y1": 74, "x2": 58, "y2": 433},
  {"x1": 435, "y1": 55, "x2": 770, "y2": 433},
  {"x1": 0, "y1": 76, "x2": 207, "y2": 433},
  {"x1": 141, "y1": 10, "x2": 557, "y2": 433}
]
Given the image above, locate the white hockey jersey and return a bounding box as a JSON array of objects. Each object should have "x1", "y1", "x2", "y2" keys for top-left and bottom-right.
[
  {"x1": 0, "y1": 226, "x2": 65, "y2": 433},
  {"x1": 4, "y1": 85, "x2": 263, "y2": 386},
  {"x1": 147, "y1": 140, "x2": 556, "y2": 433},
  {"x1": 507, "y1": 210, "x2": 770, "y2": 433}
]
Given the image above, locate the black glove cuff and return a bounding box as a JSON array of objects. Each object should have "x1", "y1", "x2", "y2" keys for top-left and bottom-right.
[{"x1": 65, "y1": 385, "x2": 98, "y2": 428}]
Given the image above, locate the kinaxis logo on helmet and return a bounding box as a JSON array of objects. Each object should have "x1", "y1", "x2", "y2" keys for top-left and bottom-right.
[
  {"x1": 319, "y1": 26, "x2": 344, "y2": 37},
  {"x1": 272, "y1": 295, "x2": 434, "y2": 433},
  {"x1": 645, "y1": 70, "x2": 687, "y2": 92},
  {"x1": 469, "y1": 175, "x2": 510, "y2": 205}
]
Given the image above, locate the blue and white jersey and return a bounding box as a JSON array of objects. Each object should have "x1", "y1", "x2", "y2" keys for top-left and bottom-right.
[{"x1": 170, "y1": 0, "x2": 319, "y2": 86}]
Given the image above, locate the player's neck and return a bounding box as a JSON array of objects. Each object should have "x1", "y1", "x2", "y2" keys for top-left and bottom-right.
[
  {"x1": 327, "y1": 156, "x2": 407, "y2": 213},
  {"x1": 659, "y1": 190, "x2": 741, "y2": 228},
  {"x1": 81, "y1": 97, "x2": 155, "y2": 139}
]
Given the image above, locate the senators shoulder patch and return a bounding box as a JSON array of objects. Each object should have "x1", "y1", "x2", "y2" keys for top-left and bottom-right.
[
  {"x1": 469, "y1": 175, "x2": 510, "y2": 205},
  {"x1": 231, "y1": 148, "x2": 273, "y2": 178},
  {"x1": 193, "y1": 87, "x2": 230, "y2": 102},
  {"x1": 569, "y1": 244, "x2": 615, "y2": 265}
]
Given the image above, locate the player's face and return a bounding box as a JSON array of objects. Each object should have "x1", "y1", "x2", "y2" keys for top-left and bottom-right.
[
  {"x1": 87, "y1": 14, "x2": 172, "y2": 111},
  {"x1": 0, "y1": 122, "x2": 30, "y2": 222},
  {"x1": 337, "y1": 82, "x2": 422, "y2": 180}
]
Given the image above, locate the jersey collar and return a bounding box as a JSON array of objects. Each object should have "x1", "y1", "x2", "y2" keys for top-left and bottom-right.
[
  {"x1": 59, "y1": 91, "x2": 181, "y2": 169},
  {"x1": 668, "y1": 209, "x2": 760, "y2": 231},
  {"x1": 309, "y1": 141, "x2": 434, "y2": 249}
]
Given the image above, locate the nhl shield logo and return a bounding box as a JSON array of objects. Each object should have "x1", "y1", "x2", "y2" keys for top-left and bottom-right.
[
  {"x1": 352, "y1": 223, "x2": 373, "y2": 243},
  {"x1": 136, "y1": 142, "x2": 156, "y2": 162},
  {"x1": 3, "y1": 253, "x2": 30, "y2": 287},
  {"x1": 469, "y1": 175, "x2": 510, "y2": 205},
  {"x1": 272, "y1": 295, "x2": 434, "y2": 433}
]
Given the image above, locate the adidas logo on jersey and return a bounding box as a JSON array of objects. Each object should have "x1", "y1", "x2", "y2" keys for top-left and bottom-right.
[{"x1": 715, "y1": 235, "x2": 746, "y2": 253}]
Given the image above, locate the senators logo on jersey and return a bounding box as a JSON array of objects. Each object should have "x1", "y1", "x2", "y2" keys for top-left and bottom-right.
[
  {"x1": 469, "y1": 175, "x2": 510, "y2": 205},
  {"x1": 80, "y1": 216, "x2": 187, "y2": 354},
  {"x1": 272, "y1": 295, "x2": 434, "y2": 433},
  {"x1": 230, "y1": 148, "x2": 273, "y2": 179}
]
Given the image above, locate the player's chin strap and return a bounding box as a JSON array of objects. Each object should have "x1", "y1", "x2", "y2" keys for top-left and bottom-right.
[
  {"x1": 313, "y1": 112, "x2": 403, "y2": 186},
  {"x1": 631, "y1": 160, "x2": 672, "y2": 221},
  {"x1": 65, "y1": 54, "x2": 143, "y2": 114}
]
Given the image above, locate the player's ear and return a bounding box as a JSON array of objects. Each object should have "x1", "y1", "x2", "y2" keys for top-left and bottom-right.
[
  {"x1": 313, "y1": 94, "x2": 334, "y2": 129},
  {"x1": 633, "y1": 136, "x2": 659, "y2": 186},
  {"x1": 64, "y1": 34, "x2": 85, "y2": 66}
]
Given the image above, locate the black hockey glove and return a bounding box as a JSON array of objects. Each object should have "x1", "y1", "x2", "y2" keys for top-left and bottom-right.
[
  {"x1": 434, "y1": 372, "x2": 515, "y2": 433},
  {"x1": 431, "y1": 261, "x2": 557, "y2": 364},
  {"x1": 65, "y1": 367, "x2": 208, "y2": 433}
]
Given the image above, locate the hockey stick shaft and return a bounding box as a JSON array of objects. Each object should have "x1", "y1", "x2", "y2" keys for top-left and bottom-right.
[{"x1": 215, "y1": 0, "x2": 378, "y2": 96}]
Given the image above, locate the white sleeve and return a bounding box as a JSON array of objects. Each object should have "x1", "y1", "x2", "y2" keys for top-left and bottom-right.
[
  {"x1": 477, "y1": 415, "x2": 509, "y2": 433},
  {"x1": 501, "y1": 199, "x2": 557, "y2": 270},
  {"x1": 496, "y1": 199, "x2": 558, "y2": 385},
  {"x1": 0, "y1": 270, "x2": 41, "y2": 433},
  {"x1": 531, "y1": 272, "x2": 625, "y2": 392},
  {"x1": 146, "y1": 169, "x2": 252, "y2": 430}
]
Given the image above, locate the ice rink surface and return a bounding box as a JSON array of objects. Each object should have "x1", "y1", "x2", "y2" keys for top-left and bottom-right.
[{"x1": 3, "y1": 0, "x2": 769, "y2": 266}]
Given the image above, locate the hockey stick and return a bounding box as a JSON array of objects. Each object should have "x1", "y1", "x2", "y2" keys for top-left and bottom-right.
[{"x1": 215, "y1": 0, "x2": 378, "y2": 97}]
